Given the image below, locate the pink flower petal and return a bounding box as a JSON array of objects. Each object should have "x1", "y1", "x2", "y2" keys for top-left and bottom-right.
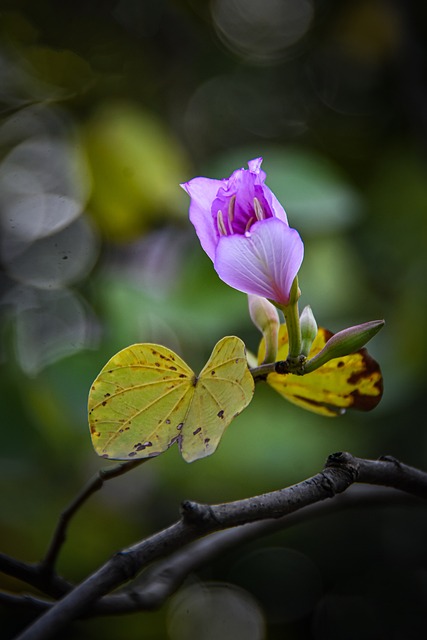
[
  {"x1": 247, "y1": 157, "x2": 264, "y2": 173},
  {"x1": 180, "y1": 177, "x2": 223, "y2": 261},
  {"x1": 214, "y1": 218, "x2": 304, "y2": 305},
  {"x1": 262, "y1": 186, "x2": 288, "y2": 224}
]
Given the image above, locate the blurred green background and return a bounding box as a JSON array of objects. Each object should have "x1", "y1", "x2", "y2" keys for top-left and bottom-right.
[{"x1": 1, "y1": 1, "x2": 427, "y2": 638}]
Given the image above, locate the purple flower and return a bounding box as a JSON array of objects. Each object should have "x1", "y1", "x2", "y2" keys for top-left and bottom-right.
[{"x1": 181, "y1": 158, "x2": 304, "y2": 306}]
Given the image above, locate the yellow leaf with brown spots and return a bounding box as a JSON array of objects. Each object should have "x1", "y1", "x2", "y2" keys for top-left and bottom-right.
[
  {"x1": 258, "y1": 324, "x2": 383, "y2": 416},
  {"x1": 88, "y1": 337, "x2": 254, "y2": 463}
]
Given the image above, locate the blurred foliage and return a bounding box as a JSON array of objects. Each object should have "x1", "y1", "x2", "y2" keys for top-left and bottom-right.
[
  {"x1": 1, "y1": 0, "x2": 427, "y2": 638},
  {"x1": 83, "y1": 102, "x2": 189, "y2": 239}
]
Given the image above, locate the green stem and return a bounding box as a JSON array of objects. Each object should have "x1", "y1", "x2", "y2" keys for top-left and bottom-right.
[{"x1": 279, "y1": 277, "x2": 301, "y2": 360}]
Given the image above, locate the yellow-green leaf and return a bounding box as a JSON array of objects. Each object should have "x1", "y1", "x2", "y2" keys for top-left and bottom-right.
[
  {"x1": 88, "y1": 336, "x2": 254, "y2": 463},
  {"x1": 258, "y1": 324, "x2": 383, "y2": 416}
]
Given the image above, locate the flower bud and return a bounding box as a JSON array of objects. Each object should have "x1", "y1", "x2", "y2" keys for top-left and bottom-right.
[
  {"x1": 304, "y1": 320, "x2": 385, "y2": 374},
  {"x1": 248, "y1": 294, "x2": 280, "y2": 364},
  {"x1": 300, "y1": 305, "x2": 318, "y2": 357}
]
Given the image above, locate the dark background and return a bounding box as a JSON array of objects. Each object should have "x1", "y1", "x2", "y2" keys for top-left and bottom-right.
[{"x1": 1, "y1": 1, "x2": 427, "y2": 638}]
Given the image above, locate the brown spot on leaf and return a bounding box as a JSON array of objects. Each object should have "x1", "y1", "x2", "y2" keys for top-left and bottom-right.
[
  {"x1": 349, "y1": 382, "x2": 383, "y2": 411},
  {"x1": 193, "y1": 427, "x2": 201, "y2": 435},
  {"x1": 102, "y1": 401, "x2": 107, "y2": 406},
  {"x1": 177, "y1": 423, "x2": 183, "y2": 430},
  {"x1": 292, "y1": 394, "x2": 345, "y2": 415},
  {"x1": 128, "y1": 451, "x2": 137, "y2": 457},
  {"x1": 347, "y1": 350, "x2": 381, "y2": 385},
  {"x1": 217, "y1": 410, "x2": 224, "y2": 419},
  {"x1": 170, "y1": 366, "x2": 177, "y2": 371}
]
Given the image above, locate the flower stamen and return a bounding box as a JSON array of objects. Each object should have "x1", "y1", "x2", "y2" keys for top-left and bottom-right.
[
  {"x1": 228, "y1": 195, "x2": 236, "y2": 232},
  {"x1": 217, "y1": 210, "x2": 228, "y2": 236},
  {"x1": 245, "y1": 216, "x2": 255, "y2": 233},
  {"x1": 253, "y1": 197, "x2": 265, "y2": 221}
]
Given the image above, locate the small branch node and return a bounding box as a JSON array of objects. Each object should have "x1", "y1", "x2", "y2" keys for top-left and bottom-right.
[
  {"x1": 180, "y1": 500, "x2": 217, "y2": 526},
  {"x1": 325, "y1": 451, "x2": 352, "y2": 467},
  {"x1": 274, "y1": 360, "x2": 289, "y2": 374},
  {"x1": 325, "y1": 451, "x2": 359, "y2": 478},
  {"x1": 378, "y1": 454, "x2": 401, "y2": 467},
  {"x1": 320, "y1": 452, "x2": 359, "y2": 496}
]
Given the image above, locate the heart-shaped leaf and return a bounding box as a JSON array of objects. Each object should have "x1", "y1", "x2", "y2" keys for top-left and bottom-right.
[{"x1": 88, "y1": 336, "x2": 254, "y2": 462}]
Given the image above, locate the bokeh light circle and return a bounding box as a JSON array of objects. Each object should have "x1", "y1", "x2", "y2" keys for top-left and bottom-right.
[
  {"x1": 211, "y1": 0, "x2": 314, "y2": 63},
  {"x1": 167, "y1": 581, "x2": 266, "y2": 640}
]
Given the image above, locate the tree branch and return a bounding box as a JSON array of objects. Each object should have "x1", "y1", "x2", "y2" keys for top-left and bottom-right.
[
  {"x1": 2, "y1": 486, "x2": 421, "y2": 617},
  {"x1": 13, "y1": 452, "x2": 427, "y2": 640},
  {"x1": 40, "y1": 459, "x2": 147, "y2": 576},
  {"x1": 0, "y1": 554, "x2": 70, "y2": 600},
  {"x1": 1, "y1": 460, "x2": 149, "y2": 600}
]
